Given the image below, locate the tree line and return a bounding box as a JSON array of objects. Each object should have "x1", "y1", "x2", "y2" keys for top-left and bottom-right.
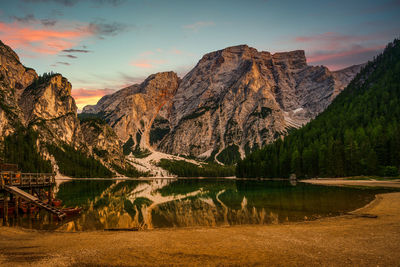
[{"x1": 158, "y1": 159, "x2": 235, "y2": 177}]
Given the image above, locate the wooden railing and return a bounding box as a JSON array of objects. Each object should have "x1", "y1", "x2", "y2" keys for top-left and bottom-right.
[{"x1": 0, "y1": 172, "x2": 55, "y2": 188}]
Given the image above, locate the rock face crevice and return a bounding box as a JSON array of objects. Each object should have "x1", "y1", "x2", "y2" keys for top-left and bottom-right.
[{"x1": 82, "y1": 45, "x2": 364, "y2": 161}]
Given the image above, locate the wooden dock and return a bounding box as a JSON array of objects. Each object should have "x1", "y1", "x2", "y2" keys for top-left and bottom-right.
[{"x1": 0, "y1": 164, "x2": 66, "y2": 222}]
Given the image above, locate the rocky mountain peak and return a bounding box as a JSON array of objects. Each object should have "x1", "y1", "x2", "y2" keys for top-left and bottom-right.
[
  {"x1": 82, "y1": 44, "x2": 364, "y2": 163},
  {"x1": 272, "y1": 50, "x2": 307, "y2": 69},
  {"x1": 140, "y1": 71, "x2": 180, "y2": 92}
]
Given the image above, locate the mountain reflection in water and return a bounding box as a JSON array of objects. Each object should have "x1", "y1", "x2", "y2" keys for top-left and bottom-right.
[{"x1": 50, "y1": 179, "x2": 384, "y2": 232}]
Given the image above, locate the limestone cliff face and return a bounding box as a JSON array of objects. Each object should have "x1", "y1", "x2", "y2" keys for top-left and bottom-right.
[
  {"x1": 0, "y1": 40, "x2": 37, "y2": 138},
  {"x1": 160, "y1": 45, "x2": 363, "y2": 160},
  {"x1": 83, "y1": 71, "x2": 180, "y2": 151},
  {"x1": 83, "y1": 45, "x2": 363, "y2": 162},
  {"x1": 80, "y1": 119, "x2": 124, "y2": 166},
  {"x1": 19, "y1": 74, "x2": 85, "y2": 147}
]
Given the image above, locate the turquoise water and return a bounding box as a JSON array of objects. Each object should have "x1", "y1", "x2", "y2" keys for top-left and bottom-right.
[{"x1": 2, "y1": 179, "x2": 392, "y2": 231}]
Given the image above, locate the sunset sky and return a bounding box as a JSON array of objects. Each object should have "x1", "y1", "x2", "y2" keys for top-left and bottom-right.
[{"x1": 0, "y1": 0, "x2": 399, "y2": 109}]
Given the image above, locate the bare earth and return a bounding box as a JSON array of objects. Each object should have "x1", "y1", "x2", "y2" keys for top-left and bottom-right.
[{"x1": 1, "y1": 182, "x2": 400, "y2": 266}]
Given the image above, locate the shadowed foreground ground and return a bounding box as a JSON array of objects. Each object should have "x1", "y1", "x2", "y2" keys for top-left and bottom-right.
[{"x1": 0, "y1": 191, "x2": 399, "y2": 266}]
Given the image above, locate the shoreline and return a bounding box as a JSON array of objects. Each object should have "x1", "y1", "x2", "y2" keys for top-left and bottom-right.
[
  {"x1": 302, "y1": 178, "x2": 400, "y2": 188},
  {"x1": 1, "y1": 182, "x2": 400, "y2": 265}
]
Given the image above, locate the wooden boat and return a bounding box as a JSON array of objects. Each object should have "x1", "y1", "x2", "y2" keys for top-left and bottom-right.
[
  {"x1": 52, "y1": 199, "x2": 62, "y2": 207},
  {"x1": 19, "y1": 204, "x2": 38, "y2": 213},
  {"x1": 60, "y1": 207, "x2": 82, "y2": 216}
]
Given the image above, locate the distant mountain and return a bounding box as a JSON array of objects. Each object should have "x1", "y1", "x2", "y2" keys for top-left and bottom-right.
[
  {"x1": 236, "y1": 39, "x2": 400, "y2": 178},
  {"x1": 84, "y1": 45, "x2": 363, "y2": 164}
]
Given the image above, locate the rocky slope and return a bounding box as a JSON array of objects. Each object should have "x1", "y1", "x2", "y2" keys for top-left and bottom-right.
[
  {"x1": 84, "y1": 45, "x2": 363, "y2": 163},
  {"x1": 83, "y1": 72, "x2": 180, "y2": 151},
  {"x1": 80, "y1": 118, "x2": 124, "y2": 167}
]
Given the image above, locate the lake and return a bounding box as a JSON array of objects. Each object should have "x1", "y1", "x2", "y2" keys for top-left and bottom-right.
[{"x1": 2, "y1": 179, "x2": 392, "y2": 231}]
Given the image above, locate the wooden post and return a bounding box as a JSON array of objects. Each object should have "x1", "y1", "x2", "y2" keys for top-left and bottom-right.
[
  {"x1": 14, "y1": 196, "x2": 19, "y2": 217},
  {"x1": 29, "y1": 188, "x2": 33, "y2": 214},
  {"x1": 3, "y1": 191, "x2": 8, "y2": 224},
  {"x1": 48, "y1": 186, "x2": 52, "y2": 206}
]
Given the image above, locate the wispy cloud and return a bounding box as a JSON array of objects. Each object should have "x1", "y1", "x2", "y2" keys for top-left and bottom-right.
[
  {"x1": 62, "y1": 48, "x2": 91, "y2": 53},
  {"x1": 41, "y1": 19, "x2": 57, "y2": 27},
  {"x1": 170, "y1": 48, "x2": 183, "y2": 55},
  {"x1": 51, "y1": 61, "x2": 71, "y2": 67},
  {"x1": 294, "y1": 31, "x2": 389, "y2": 70},
  {"x1": 130, "y1": 59, "x2": 167, "y2": 69},
  {"x1": 22, "y1": 0, "x2": 79, "y2": 6},
  {"x1": 72, "y1": 88, "x2": 116, "y2": 109},
  {"x1": 60, "y1": 54, "x2": 78, "y2": 58},
  {"x1": 306, "y1": 45, "x2": 384, "y2": 63},
  {"x1": 21, "y1": 0, "x2": 126, "y2": 7},
  {"x1": 11, "y1": 14, "x2": 58, "y2": 27},
  {"x1": 183, "y1": 21, "x2": 215, "y2": 32},
  {"x1": 86, "y1": 19, "x2": 130, "y2": 38},
  {"x1": 0, "y1": 21, "x2": 92, "y2": 55},
  {"x1": 139, "y1": 50, "x2": 155, "y2": 57}
]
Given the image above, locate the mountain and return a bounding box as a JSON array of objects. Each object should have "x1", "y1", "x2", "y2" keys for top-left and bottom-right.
[
  {"x1": 83, "y1": 72, "x2": 179, "y2": 152},
  {"x1": 0, "y1": 40, "x2": 134, "y2": 177},
  {"x1": 236, "y1": 39, "x2": 400, "y2": 178},
  {"x1": 84, "y1": 45, "x2": 363, "y2": 163}
]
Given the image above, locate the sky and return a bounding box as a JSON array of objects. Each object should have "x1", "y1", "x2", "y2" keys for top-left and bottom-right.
[{"x1": 0, "y1": 0, "x2": 399, "y2": 109}]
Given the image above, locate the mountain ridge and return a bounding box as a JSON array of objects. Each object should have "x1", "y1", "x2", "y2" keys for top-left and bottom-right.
[{"x1": 83, "y1": 44, "x2": 364, "y2": 163}]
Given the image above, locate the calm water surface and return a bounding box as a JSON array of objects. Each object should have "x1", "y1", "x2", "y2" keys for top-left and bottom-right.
[{"x1": 2, "y1": 179, "x2": 393, "y2": 231}]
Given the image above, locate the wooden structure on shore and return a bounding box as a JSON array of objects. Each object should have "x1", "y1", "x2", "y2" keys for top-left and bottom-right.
[{"x1": 0, "y1": 163, "x2": 66, "y2": 222}]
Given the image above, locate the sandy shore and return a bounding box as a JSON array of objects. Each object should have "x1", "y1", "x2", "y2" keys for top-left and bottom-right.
[
  {"x1": 302, "y1": 178, "x2": 400, "y2": 188},
  {"x1": 1, "y1": 191, "x2": 400, "y2": 266}
]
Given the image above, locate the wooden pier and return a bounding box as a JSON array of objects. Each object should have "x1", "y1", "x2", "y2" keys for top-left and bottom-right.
[{"x1": 0, "y1": 163, "x2": 66, "y2": 222}]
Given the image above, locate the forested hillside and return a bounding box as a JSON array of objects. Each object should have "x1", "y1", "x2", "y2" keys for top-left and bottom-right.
[{"x1": 236, "y1": 39, "x2": 400, "y2": 178}]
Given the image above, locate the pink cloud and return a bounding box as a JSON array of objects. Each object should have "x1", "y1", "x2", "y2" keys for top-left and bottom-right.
[
  {"x1": 183, "y1": 21, "x2": 215, "y2": 32},
  {"x1": 139, "y1": 50, "x2": 155, "y2": 57},
  {"x1": 130, "y1": 59, "x2": 167, "y2": 69},
  {"x1": 171, "y1": 48, "x2": 183, "y2": 55},
  {"x1": 72, "y1": 88, "x2": 116, "y2": 109},
  {"x1": 295, "y1": 32, "x2": 370, "y2": 43},
  {"x1": 294, "y1": 31, "x2": 389, "y2": 70},
  {"x1": 0, "y1": 21, "x2": 92, "y2": 55},
  {"x1": 307, "y1": 45, "x2": 385, "y2": 63}
]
